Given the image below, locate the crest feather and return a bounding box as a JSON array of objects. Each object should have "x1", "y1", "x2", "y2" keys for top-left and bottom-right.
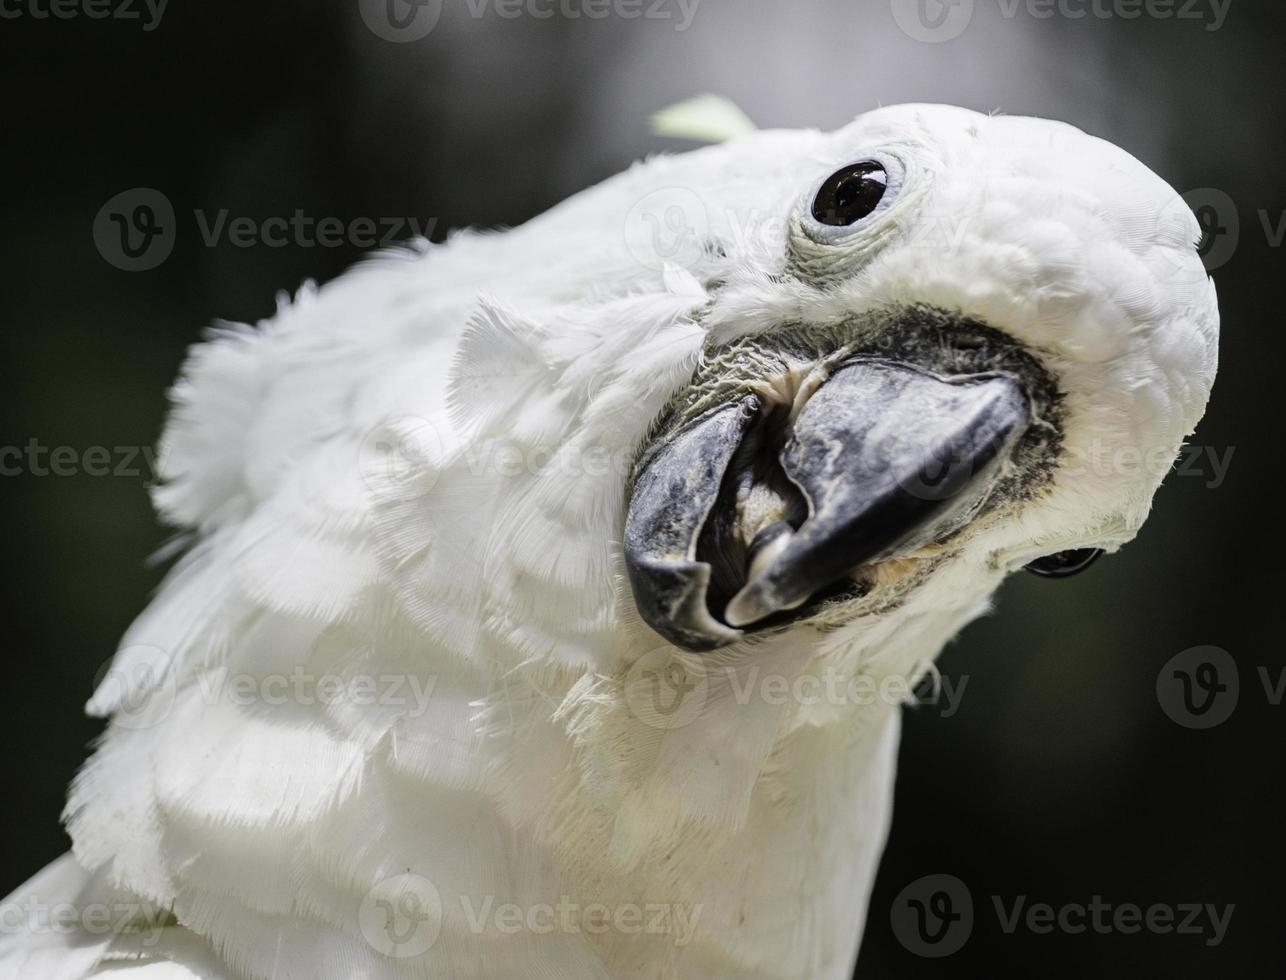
[{"x1": 651, "y1": 94, "x2": 757, "y2": 144}]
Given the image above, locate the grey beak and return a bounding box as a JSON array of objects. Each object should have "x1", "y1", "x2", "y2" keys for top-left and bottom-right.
[
  {"x1": 623, "y1": 395, "x2": 761, "y2": 652},
  {"x1": 625, "y1": 361, "x2": 1031, "y2": 651},
  {"x1": 724, "y1": 363, "x2": 1029, "y2": 626}
]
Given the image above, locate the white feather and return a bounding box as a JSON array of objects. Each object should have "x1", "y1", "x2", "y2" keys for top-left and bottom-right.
[
  {"x1": 651, "y1": 94, "x2": 758, "y2": 144},
  {"x1": 2, "y1": 104, "x2": 1217, "y2": 980}
]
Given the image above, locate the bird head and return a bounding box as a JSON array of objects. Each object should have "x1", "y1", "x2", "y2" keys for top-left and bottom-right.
[{"x1": 619, "y1": 104, "x2": 1218, "y2": 655}]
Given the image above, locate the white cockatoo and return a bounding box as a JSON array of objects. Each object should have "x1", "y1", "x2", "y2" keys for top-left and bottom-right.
[{"x1": 1, "y1": 103, "x2": 1217, "y2": 980}]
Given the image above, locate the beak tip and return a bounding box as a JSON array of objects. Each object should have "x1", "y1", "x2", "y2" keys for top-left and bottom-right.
[
  {"x1": 724, "y1": 577, "x2": 806, "y2": 629},
  {"x1": 723, "y1": 587, "x2": 763, "y2": 629}
]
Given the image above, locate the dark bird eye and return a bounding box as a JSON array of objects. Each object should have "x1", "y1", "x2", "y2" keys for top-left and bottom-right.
[
  {"x1": 1025, "y1": 549, "x2": 1104, "y2": 579},
  {"x1": 812, "y1": 161, "x2": 889, "y2": 227}
]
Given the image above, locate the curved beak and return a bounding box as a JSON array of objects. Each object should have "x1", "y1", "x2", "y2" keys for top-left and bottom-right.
[{"x1": 625, "y1": 360, "x2": 1031, "y2": 651}]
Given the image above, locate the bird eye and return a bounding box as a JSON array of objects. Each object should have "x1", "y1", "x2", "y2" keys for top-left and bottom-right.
[
  {"x1": 1025, "y1": 549, "x2": 1104, "y2": 579},
  {"x1": 811, "y1": 161, "x2": 889, "y2": 227}
]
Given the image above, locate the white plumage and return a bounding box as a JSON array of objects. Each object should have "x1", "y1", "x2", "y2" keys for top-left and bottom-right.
[{"x1": 0, "y1": 104, "x2": 1217, "y2": 979}]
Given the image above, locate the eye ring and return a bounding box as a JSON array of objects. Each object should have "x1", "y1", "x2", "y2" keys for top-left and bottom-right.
[
  {"x1": 811, "y1": 160, "x2": 890, "y2": 227},
  {"x1": 799, "y1": 153, "x2": 906, "y2": 248},
  {"x1": 1025, "y1": 549, "x2": 1104, "y2": 579}
]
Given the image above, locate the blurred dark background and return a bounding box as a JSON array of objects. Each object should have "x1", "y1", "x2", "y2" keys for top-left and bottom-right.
[{"x1": 2, "y1": 1, "x2": 1281, "y2": 976}]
